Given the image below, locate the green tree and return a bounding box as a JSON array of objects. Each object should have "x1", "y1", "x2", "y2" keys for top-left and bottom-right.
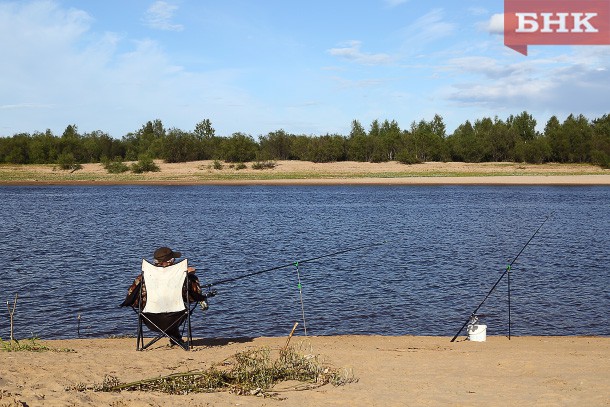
[
  {"x1": 408, "y1": 117, "x2": 446, "y2": 162},
  {"x1": 367, "y1": 119, "x2": 385, "y2": 162},
  {"x1": 162, "y1": 128, "x2": 199, "y2": 163},
  {"x1": 28, "y1": 130, "x2": 58, "y2": 163},
  {"x1": 487, "y1": 117, "x2": 514, "y2": 161},
  {"x1": 289, "y1": 135, "x2": 311, "y2": 161},
  {"x1": 544, "y1": 116, "x2": 567, "y2": 162},
  {"x1": 377, "y1": 119, "x2": 402, "y2": 161},
  {"x1": 447, "y1": 120, "x2": 479, "y2": 162},
  {"x1": 515, "y1": 136, "x2": 551, "y2": 164},
  {"x1": 472, "y1": 117, "x2": 494, "y2": 162},
  {"x1": 59, "y1": 124, "x2": 83, "y2": 162},
  {"x1": 591, "y1": 114, "x2": 610, "y2": 168},
  {"x1": 193, "y1": 119, "x2": 215, "y2": 140},
  {"x1": 3, "y1": 133, "x2": 30, "y2": 164},
  {"x1": 562, "y1": 114, "x2": 592, "y2": 163},
  {"x1": 80, "y1": 130, "x2": 115, "y2": 163},
  {"x1": 306, "y1": 134, "x2": 346, "y2": 162},
  {"x1": 508, "y1": 111, "x2": 537, "y2": 142},
  {"x1": 222, "y1": 132, "x2": 258, "y2": 162},
  {"x1": 395, "y1": 127, "x2": 420, "y2": 164},
  {"x1": 347, "y1": 119, "x2": 372, "y2": 161},
  {"x1": 259, "y1": 129, "x2": 293, "y2": 160},
  {"x1": 192, "y1": 119, "x2": 218, "y2": 159},
  {"x1": 123, "y1": 119, "x2": 166, "y2": 160}
]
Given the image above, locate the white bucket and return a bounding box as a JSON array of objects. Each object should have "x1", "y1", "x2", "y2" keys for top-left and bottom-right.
[{"x1": 467, "y1": 324, "x2": 487, "y2": 342}]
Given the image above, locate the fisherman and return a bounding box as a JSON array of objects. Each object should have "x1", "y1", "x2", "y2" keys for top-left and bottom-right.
[{"x1": 121, "y1": 247, "x2": 208, "y2": 346}]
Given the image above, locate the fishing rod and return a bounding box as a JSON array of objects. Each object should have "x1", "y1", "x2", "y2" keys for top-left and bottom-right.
[
  {"x1": 201, "y1": 240, "x2": 387, "y2": 289},
  {"x1": 450, "y1": 213, "x2": 553, "y2": 342}
]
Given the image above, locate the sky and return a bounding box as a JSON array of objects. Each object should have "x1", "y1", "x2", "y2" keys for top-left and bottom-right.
[{"x1": 1, "y1": 0, "x2": 609, "y2": 139}]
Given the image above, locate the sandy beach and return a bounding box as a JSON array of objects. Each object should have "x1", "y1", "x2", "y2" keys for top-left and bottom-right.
[
  {"x1": 1, "y1": 335, "x2": 608, "y2": 406},
  {"x1": 1, "y1": 160, "x2": 609, "y2": 185}
]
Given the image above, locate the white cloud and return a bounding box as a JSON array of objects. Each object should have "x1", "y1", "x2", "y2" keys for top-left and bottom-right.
[
  {"x1": 0, "y1": 1, "x2": 268, "y2": 137},
  {"x1": 445, "y1": 56, "x2": 530, "y2": 80},
  {"x1": 444, "y1": 52, "x2": 610, "y2": 118},
  {"x1": 327, "y1": 40, "x2": 394, "y2": 65},
  {"x1": 143, "y1": 1, "x2": 183, "y2": 31},
  {"x1": 400, "y1": 9, "x2": 456, "y2": 50},
  {"x1": 480, "y1": 13, "x2": 504, "y2": 35}
]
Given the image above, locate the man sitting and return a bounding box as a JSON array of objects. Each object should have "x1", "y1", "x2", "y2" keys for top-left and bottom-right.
[{"x1": 121, "y1": 247, "x2": 208, "y2": 346}]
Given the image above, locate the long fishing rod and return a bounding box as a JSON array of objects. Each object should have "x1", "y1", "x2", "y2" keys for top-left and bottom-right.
[
  {"x1": 201, "y1": 240, "x2": 387, "y2": 289},
  {"x1": 450, "y1": 213, "x2": 553, "y2": 342}
]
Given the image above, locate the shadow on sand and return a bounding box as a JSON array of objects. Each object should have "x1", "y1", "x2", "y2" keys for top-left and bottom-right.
[{"x1": 190, "y1": 337, "x2": 255, "y2": 347}]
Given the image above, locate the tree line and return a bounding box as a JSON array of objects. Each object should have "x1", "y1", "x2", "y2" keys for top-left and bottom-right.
[{"x1": 1, "y1": 112, "x2": 609, "y2": 168}]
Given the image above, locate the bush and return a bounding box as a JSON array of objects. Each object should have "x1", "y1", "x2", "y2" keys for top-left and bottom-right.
[
  {"x1": 102, "y1": 157, "x2": 129, "y2": 174},
  {"x1": 57, "y1": 152, "x2": 83, "y2": 171},
  {"x1": 235, "y1": 162, "x2": 247, "y2": 170},
  {"x1": 251, "y1": 161, "x2": 276, "y2": 170},
  {"x1": 212, "y1": 160, "x2": 223, "y2": 170},
  {"x1": 131, "y1": 155, "x2": 160, "y2": 173},
  {"x1": 396, "y1": 150, "x2": 422, "y2": 165}
]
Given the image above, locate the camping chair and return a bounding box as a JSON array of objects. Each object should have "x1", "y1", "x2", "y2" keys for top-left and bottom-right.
[{"x1": 136, "y1": 259, "x2": 197, "y2": 351}]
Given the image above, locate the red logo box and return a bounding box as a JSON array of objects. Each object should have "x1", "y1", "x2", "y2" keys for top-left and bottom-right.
[{"x1": 504, "y1": 0, "x2": 610, "y2": 55}]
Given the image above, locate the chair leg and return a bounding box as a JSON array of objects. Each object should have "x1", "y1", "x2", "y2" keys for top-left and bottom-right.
[
  {"x1": 137, "y1": 315, "x2": 143, "y2": 351},
  {"x1": 186, "y1": 303, "x2": 193, "y2": 350}
]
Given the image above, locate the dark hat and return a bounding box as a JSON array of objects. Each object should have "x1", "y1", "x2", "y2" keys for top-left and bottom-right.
[{"x1": 153, "y1": 247, "x2": 181, "y2": 262}]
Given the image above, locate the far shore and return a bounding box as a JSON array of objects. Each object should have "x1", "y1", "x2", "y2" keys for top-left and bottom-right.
[{"x1": 1, "y1": 160, "x2": 609, "y2": 185}]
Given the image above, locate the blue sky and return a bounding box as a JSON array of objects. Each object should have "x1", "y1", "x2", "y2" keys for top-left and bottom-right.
[{"x1": 1, "y1": 0, "x2": 609, "y2": 139}]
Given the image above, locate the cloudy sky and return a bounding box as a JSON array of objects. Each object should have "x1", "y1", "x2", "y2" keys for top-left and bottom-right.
[{"x1": 1, "y1": 0, "x2": 609, "y2": 138}]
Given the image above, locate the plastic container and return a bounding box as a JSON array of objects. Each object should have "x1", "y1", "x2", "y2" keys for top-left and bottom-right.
[{"x1": 467, "y1": 324, "x2": 487, "y2": 342}]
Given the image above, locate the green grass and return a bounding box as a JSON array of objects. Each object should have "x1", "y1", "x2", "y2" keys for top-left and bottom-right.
[{"x1": 0, "y1": 337, "x2": 73, "y2": 352}]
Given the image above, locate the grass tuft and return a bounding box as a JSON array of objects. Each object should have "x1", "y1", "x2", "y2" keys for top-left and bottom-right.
[
  {"x1": 88, "y1": 345, "x2": 356, "y2": 397},
  {"x1": 0, "y1": 337, "x2": 74, "y2": 353}
]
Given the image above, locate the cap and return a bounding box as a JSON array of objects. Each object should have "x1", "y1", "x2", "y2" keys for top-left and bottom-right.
[{"x1": 153, "y1": 247, "x2": 182, "y2": 262}]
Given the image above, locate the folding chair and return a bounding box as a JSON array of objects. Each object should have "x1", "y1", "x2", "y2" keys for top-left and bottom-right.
[{"x1": 136, "y1": 259, "x2": 196, "y2": 351}]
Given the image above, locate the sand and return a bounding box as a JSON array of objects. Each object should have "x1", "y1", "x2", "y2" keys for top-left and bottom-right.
[
  {"x1": 1, "y1": 335, "x2": 608, "y2": 406},
  {"x1": 1, "y1": 160, "x2": 609, "y2": 185}
]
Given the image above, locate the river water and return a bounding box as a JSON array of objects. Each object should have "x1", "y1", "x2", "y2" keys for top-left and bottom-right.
[{"x1": 0, "y1": 185, "x2": 608, "y2": 340}]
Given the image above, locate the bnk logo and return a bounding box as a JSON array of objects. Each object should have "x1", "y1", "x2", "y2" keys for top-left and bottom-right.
[{"x1": 504, "y1": 0, "x2": 610, "y2": 55}]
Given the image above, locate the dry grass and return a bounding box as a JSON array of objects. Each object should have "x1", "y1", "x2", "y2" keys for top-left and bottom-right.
[{"x1": 80, "y1": 346, "x2": 356, "y2": 398}]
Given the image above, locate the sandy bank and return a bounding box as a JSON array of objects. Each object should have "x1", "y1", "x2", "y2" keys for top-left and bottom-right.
[
  {"x1": 1, "y1": 335, "x2": 608, "y2": 406},
  {"x1": 1, "y1": 161, "x2": 609, "y2": 185}
]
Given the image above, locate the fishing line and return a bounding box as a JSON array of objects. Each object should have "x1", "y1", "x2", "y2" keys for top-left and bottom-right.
[
  {"x1": 201, "y1": 240, "x2": 387, "y2": 289},
  {"x1": 450, "y1": 212, "x2": 554, "y2": 342},
  {"x1": 294, "y1": 261, "x2": 308, "y2": 336}
]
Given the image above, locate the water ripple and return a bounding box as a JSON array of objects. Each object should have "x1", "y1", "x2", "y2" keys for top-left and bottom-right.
[{"x1": 0, "y1": 185, "x2": 608, "y2": 339}]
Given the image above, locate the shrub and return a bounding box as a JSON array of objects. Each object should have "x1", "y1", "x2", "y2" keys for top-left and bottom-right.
[
  {"x1": 57, "y1": 152, "x2": 83, "y2": 171},
  {"x1": 396, "y1": 150, "x2": 422, "y2": 165},
  {"x1": 102, "y1": 157, "x2": 129, "y2": 174},
  {"x1": 212, "y1": 160, "x2": 223, "y2": 170},
  {"x1": 251, "y1": 161, "x2": 276, "y2": 170},
  {"x1": 235, "y1": 162, "x2": 247, "y2": 170},
  {"x1": 131, "y1": 155, "x2": 160, "y2": 173}
]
